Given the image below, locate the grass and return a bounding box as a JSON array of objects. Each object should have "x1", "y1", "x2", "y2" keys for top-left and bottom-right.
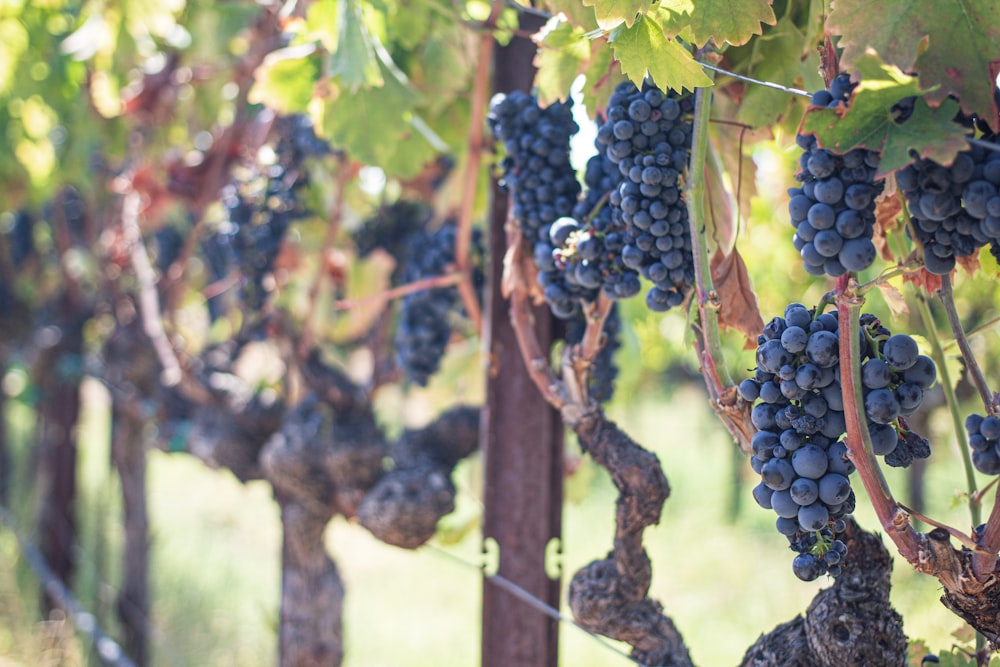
[{"x1": 0, "y1": 379, "x2": 981, "y2": 666}]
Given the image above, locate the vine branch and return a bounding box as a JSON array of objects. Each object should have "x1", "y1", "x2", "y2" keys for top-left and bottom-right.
[
  {"x1": 835, "y1": 279, "x2": 922, "y2": 562},
  {"x1": 938, "y1": 273, "x2": 996, "y2": 414}
]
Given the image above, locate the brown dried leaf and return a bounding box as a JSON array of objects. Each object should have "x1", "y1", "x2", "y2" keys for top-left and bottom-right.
[
  {"x1": 876, "y1": 281, "x2": 908, "y2": 317},
  {"x1": 710, "y1": 247, "x2": 764, "y2": 349},
  {"x1": 956, "y1": 253, "x2": 980, "y2": 276},
  {"x1": 873, "y1": 188, "x2": 903, "y2": 262},
  {"x1": 902, "y1": 267, "x2": 943, "y2": 294},
  {"x1": 819, "y1": 36, "x2": 839, "y2": 89}
]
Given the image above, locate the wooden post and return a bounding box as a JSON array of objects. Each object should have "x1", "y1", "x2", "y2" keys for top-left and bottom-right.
[
  {"x1": 112, "y1": 404, "x2": 150, "y2": 666},
  {"x1": 37, "y1": 300, "x2": 86, "y2": 613},
  {"x1": 481, "y1": 15, "x2": 562, "y2": 667}
]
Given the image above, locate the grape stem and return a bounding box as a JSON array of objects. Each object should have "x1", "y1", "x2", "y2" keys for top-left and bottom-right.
[
  {"x1": 504, "y1": 225, "x2": 570, "y2": 413},
  {"x1": 120, "y1": 185, "x2": 213, "y2": 405},
  {"x1": 453, "y1": 2, "x2": 502, "y2": 338},
  {"x1": 298, "y1": 158, "x2": 351, "y2": 359},
  {"x1": 835, "y1": 278, "x2": 922, "y2": 562},
  {"x1": 896, "y1": 502, "x2": 977, "y2": 549},
  {"x1": 686, "y1": 73, "x2": 758, "y2": 451},
  {"x1": 686, "y1": 75, "x2": 733, "y2": 391},
  {"x1": 332, "y1": 271, "x2": 465, "y2": 311},
  {"x1": 938, "y1": 273, "x2": 996, "y2": 414},
  {"x1": 914, "y1": 293, "x2": 981, "y2": 528}
]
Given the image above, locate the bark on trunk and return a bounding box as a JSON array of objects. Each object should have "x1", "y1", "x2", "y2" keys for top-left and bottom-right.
[
  {"x1": 277, "y1": 497, "x2": 343, "y2": 667},
  {"x1": 568, "y1": 411, "x2": 693, "y2": 667},
  {"x1": 740, "y1": 520, "x2": 908, "y2": 667}
]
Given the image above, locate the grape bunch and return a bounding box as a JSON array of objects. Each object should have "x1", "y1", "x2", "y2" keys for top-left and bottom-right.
[
  {"x1": 597, "y1": 80, "x2": 695, "y2": 312},
  {"x1": 394, "y1": 222, "x2": 484, "y2": 386},
  {"x1": 4, "y1": 210, "x2": 36, "y2": 267},
  {"x1": 487, "y1": 92, "x2": 581, "y2": 246},
  {"x1": 215, "y1": 169, "x2": 305, "y2": 311},
  {"x1": 857, "y1": 320, "x2": 935, "y2": 468},
  {"x1": 965, "y1": 413, "x2": 1000, "y2": 474},
  {"x1": 154, "y1": 226, "x2": 185, "y2": 274},
  {"x1": 533, "y1": 133, "x2": 642, "y2": 317},
  {"x1": 897, "y1": 137, "x2": 1000, "y2": 274},
  {"x1": 353, "y1": 200, "x2": 432, "y2": 266},
  {"x1": 567, "y1": 137, "x2": 642, "y2": 301},
  {"x1": 200, "y1": 234, "x2": 233, "y2": 322},
  {"x1": 201, "y1": 115, "x2": 328, "y2": 314},
  {"x1": 566, "y1": 304, "x2": 621, "y2": 403},
  {"x1": 533, "y1": 217, "x2": 601, "y2": 318},
  {"x1": 740, "y1": 303, "x2": 857, "y2": 580},
  {"x1": 790, "y1": 73, "x2": 884, "y2": 277},
  {"x1": 741, "y1": 303, "x2": 935, "y2": 580}
]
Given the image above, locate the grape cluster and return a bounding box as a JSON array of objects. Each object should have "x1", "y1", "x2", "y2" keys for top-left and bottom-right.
[
  {"x1": 216, "y1": 170, "x2": 304, "y2": 310},
  {"x1": 568, "y1": 139, "x2": 642, "y2": 301},
  {"x1": 200, "y1": 234, "x2": 233, "y2": 322},
  {"x1": 488, "y1": 92, "x2": 581, "y2": 246},
  {"x1": 598, "y1": 80, "x2": 695, "y2": 312},
  {"x1": 394, "y1": 222, "x2": 483, "y2": 386},
  {"x1": 4, "y1": 210, "x2": 35, "y2": 267},
  {"x1": 790, "y1": 73, "x2": 884, "y2": 277},
  {"x1": 897, "y1": 137, "x2": 1000, "y2": 274},
  {"x1": 965, "y1": 413, "x2": 1000, "y2": 474},
  {"x1": 154, "y1": 226, "x2": 185, "y2": 274},
  {"x1": 534, "y1": 217, "x2": 601, "y2": 318},
  {"x1": 353, "y1": 200, "x2": 432, "y2": 266},
  {"x1": 857, "y1": 320, "x2": 935, "y2": 468},
  {"x1": 534, "y1": 134, "x2": 642, "y2": 317},
  {"x1": 740, "y1": 303, "x2": 857, "y2": 580},
  {"x1": 566, "y1": 304, "x2": 621, "y2": 403},
  {"x1": 741, "y1": 304, "x2": 935, "y2": 580},
  {"x1": 204, "y1": 115, "x2": 328, "y2": 313}
]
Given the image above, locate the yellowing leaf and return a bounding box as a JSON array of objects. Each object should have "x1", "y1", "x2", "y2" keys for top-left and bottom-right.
[
  {"x1": 800, "y1": 53, "x2": 970, "y2": 175},
  {"x1": 687, "y1": 0, "x2": 776, "y2": 47},
  {"x1": 827, "y1": 0, "x2": 1000, "y2": 131},
  {"x1": 534, "y1": 19, "x2": 591, "y2": 105},
  {"x1": 249, "y1": 44, "x2": 319, "y2": 115},
  {"x1": 582, "y1": 0, "x2": 652, "y2": 31},
  {"x1": 305, "y1": 0, "x2": 338, "y2": 51}
]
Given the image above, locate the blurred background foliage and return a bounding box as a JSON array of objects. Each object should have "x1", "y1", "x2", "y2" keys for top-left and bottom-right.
[{"x1": 2, "y1": 0, "x2": 1000, "y2": 666}]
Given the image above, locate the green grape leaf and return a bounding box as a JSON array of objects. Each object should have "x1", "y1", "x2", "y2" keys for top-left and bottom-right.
[
  {"x1": 827, "y1": 0, "x2": 1000, "y2": 131},
  {"x1": 330, "y1": 0, "x2": 383, "y2": 89},
  {"x1": 800, "y1": 54, "x2": 970, "y2": 175},
  {"x1": 409, "y1": 26, "x2": 475, "y2": 114},
  {"x1": 609, "y1": 14, "x2": 711, "y2": 92},
  {"x1": 979, "y1": 244, "x2": 1000, "y2": 277},
  {"x1": 735, "y1": 16, "x2": 819, "y2": 129},
  {"x1": 320, "y1": 58, "x2": 435, "y2": 177},
  {"x1": 880, "y1": 99, "x2": 971, "y2": 174},
  {"x1": 248, "y1": 44, "x2": 319, "y2": 115},
  {"x1": 687, "y1": 0, "x2": 776, "y2": 47},
  {"x1": 582, "y1": 0, "x2": 652, "y2": 31},
  {"x1": 534, "y1": 19, "x2": 591, "y2": 105}
]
